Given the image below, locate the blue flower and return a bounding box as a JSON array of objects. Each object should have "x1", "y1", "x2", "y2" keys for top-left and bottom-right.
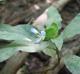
[
  {"x1": 31, "y1": 27, "x2": 46, "y2": 44},
  {"x1": 40, "y1": 31, "x2": 46, "y2": 40},
  {"x1": 40, "y1": 31, "x2": 46, "y2": 36},
  {"x1": 31, "y1": 28, "x2": 39, "y2": 34}
]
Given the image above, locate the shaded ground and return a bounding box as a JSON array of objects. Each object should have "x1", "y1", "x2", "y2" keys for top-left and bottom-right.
[
  {"x1": 0, "y1": 0, "x2": 80, "y2": 74},
  {"x1": 0, "y1": 0, "x2": 55, "y2": 24}
]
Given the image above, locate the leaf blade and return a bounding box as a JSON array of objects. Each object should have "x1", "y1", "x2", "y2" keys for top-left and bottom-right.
[
  {"x1": 51, "y1": 34, "x2": 63, "y2": 50},
  {"x1": 0, "y1": 24, "x2": 36, "y2": 41},
  {"x1": 47, "y1": 6, "x2": 62, "y2": 29},
  {"x1": 64, "y1": 55, "x2": 80, "y2": 74},
  {"x1": 63, "y1": 13, "x2": 80, "y2": 40},
  {"x1": 45, "y1": 23, "x2": 59, "y2": 40}
]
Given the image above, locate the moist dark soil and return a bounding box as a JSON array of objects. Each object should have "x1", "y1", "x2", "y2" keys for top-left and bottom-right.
[{"x1": 0, "y1": 0, "x2": 80, "y2": 74}]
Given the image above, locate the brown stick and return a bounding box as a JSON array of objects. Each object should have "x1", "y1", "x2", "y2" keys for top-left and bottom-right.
[
  {"x1": 0, "y1": 52, "x2": 28, "y2": 74},
  {"x1": 6, "y1": 3, "x2": 50, "y2": 25},
  {"x1": 52, "y1": 0, "x2": 71, "y2": 10}
]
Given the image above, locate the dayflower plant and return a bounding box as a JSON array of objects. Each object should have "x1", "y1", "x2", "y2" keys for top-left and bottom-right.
[{"x1": 0, "y1": 6, "x2": 80, "y2": 74}]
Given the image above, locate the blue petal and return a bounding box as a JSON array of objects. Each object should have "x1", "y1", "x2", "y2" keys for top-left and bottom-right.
[
  {"x1": 40, "y1": 31, "x2": 46, "y2": 36},
  {"x1": 31, "y1": 28, "x2": 39, "y2": 34}
]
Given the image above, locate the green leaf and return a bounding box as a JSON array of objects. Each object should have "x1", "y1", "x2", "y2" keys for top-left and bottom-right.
[
  {"x1": 0, "y1": 41, "x2": 34, "y2": 62},
  {"x1": 0, "y1": 41, "x2": 32, "y2": 62},
  {"x1": 42, "y1": 41, "x2": 56, "y2": 57},
  {"x1": 64, "y1": 55, "x2": 80, "y2": 74},
  {"x1": 0, "y1": 41, "x2": 49, "y2": 62},
  {"x1": 0, "y1": 31, "x2": 29, "y2": 41},
  {"x1": 18, "y1": 41, "x2": 57, "y2": 57},
  {"x1": 0, "y1": 24, "x2": 14, "y2": 32},
  {"x1": 42, "y1": 48, "x2": 56, "y2": 57},
  {"x1": 51, "y1": 34, "x2": 63, "y2": 50},
  {"x1": 14, "y1": 25, "x2": 37, "y2": 40},
  {"x1": 0, "y1": 24, "x2": 36, "y2": 41},
  {"x1": 18, "y1": 42, "x2": 48, "y2": 52},
  {"x1": 0, "y1": 24, "x2": 37, "y2": 62},
  {"x1": 47, "y1": 6, "x2": 62, "y2": 29},
  {"x1": 0, "y1": 42, "x2": 18, "y2": 62},
  {"x1": 18, "y1": 41, "x2": 56, "y2": 57},
  {"x1": 63, "y1": 13, "x2": 80, "y2": 40},
  {"x1": 45, "y1": 23, "x2": 58, "y2": 40}
]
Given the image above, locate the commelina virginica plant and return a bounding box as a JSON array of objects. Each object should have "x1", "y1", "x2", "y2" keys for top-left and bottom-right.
[{"x1": 0, "y1": 6, "x2": 80, "y2": 74}]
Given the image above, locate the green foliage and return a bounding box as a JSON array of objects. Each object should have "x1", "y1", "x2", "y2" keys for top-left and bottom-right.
[
  {"x1": 45, "y1": 23, "x2": 58, "y2": 40},
  {"x1": 18, "y1": 41, "x2": 49, "y2": 53},
  {"x1": 51, "y1": 34, "x2": 63, "y2": 51},
  {"x1": 63, "y1": 13, "x2": 80, "y2": 74},
  {"x1": 63, "y1": 13, "x2": 80, "y2": 40},
  {"x1": 0, "y1": 42, "x2": 18, "y2": 62},
  {"x1": 47, "y1": 6, "x2": 62, "y2": 29},
  {"x1": 0, "y1": 24, "x2": 36, "y2": 41},
  {"x1": 64, "y1": 55, "x2": 80, "y2": 74},
  {"x1": 42, "y1": 41, "x2": 56, "y2": 57},
  {"x1": 0, "y1": 24, "x2": 37, "y2": 62},
  {"x1": 42, "y1": 47, "x2": 56, "y2": 57},
  {"x1": 0, "y1": 6, "x2": 80, "y2": 70},
  {"x1": 0, "y1": 41, "x2": 50, "y2": 62}
]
